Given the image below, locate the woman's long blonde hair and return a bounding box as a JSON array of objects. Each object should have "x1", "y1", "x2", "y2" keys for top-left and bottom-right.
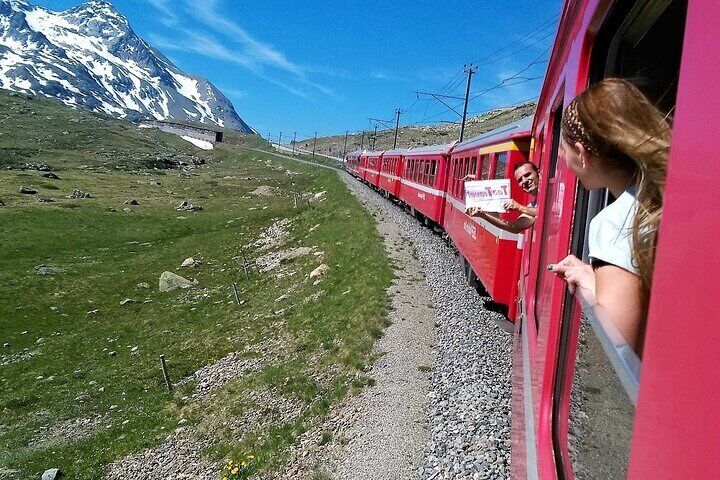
[{"x1": 562, "y1": 78, "x2": 671, "y2": 297}]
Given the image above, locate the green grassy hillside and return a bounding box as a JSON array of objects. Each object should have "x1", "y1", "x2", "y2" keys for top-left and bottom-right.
[{"x1": 0, "y1": 91, "x2": 392, "y2": 478}]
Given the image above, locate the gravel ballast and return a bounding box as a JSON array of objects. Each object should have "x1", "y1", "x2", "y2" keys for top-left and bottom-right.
[{"x1": 338, "y1": 173, "x2": 514, "y2": 479}]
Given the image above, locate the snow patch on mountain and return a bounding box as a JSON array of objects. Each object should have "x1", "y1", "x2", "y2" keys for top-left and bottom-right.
[{"x1": 0, "y1": 0, "x2": 253, "y2": 132}]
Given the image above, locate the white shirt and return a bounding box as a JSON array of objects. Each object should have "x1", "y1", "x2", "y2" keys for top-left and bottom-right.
[{"x1": 588, "y1": 187, "x2": 639, "y2": 275}]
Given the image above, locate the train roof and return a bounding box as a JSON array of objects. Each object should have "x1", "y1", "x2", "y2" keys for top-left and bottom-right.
[
  {"x1": 362, "y1": 150, "x2": 385, "y2": 157},
  {"x1": 454, "y1": 115, "x2": 533, "y2": 152},
  {"x1": 345, "y1": 149, "x2": 363, "y2": 156},
  {"x1": 404, "y1": 143, "x2": 457, "y2": 156},
  {"x1": 383, "y1": 147, "x2": 410, "y2": 156}
]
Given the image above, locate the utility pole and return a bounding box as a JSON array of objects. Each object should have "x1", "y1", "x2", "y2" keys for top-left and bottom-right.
[
  {"x1": 279, "y1": 132, "x2": 282, "y2": 148},
  {"x1": 371, "y1": 124, "x2": 378, "y2": 150},
  {"x1": 393, "y1": 109, "x2": 402, "y2": 149},
  {"x1": 343, "y1": 131, "x2": 348, "y2": 157},
  {"x1": 312, "y1": 131, "x2": 317, "y2": 158},
  {"x1": 292, "y1": 132, "x2": 297, "y2": 155},
  {"x1": 360, "y1": 131, "x2": 365, "y2": 150},
  {"x1": 460, "y1": 64, "x2": 478, "y2": 142}
]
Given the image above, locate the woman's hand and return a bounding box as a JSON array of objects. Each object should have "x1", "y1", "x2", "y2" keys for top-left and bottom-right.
[{"x1": 549, "y1": 255, "x2": 597, "y2": 304}]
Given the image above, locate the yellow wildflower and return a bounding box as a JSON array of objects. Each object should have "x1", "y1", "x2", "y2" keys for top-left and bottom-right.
[
  {"x1": 241, "y1": 461, "x2": 248, "y2": 467},
  {"x1": 231, "y1": 467, "x2": 238, "y2": 474},
  {"x1": 248, "y1": 454, "x2": 255, "y2": 459}
]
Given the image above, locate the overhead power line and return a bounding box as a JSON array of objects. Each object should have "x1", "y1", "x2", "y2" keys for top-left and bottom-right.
[
  {"x1": 473, "y1": 14, "x2": 559, "y2": 65},
  {"x1": 474, "y1": 30, "x2": 556, "y2": 68}
]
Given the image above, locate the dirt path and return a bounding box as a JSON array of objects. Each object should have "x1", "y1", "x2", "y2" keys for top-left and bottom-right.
[{"x1": 280, "y1": 174, "x2": 437, "y2": 479}]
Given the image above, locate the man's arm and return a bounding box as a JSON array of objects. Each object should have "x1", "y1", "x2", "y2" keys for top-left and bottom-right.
[
  {"x1": 470, "y1": 210, "x2": 535, "y2": 234},
  {"x1": 504, "y1": 199, "x2": 538, "y2": 218}
]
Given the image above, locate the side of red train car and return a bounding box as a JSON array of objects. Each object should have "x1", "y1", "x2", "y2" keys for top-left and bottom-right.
[
  {"x1": 399, "y1": 144, "x2": 454, "y2": 226},
  {"x1": 378, "y1": 148, "x2": 406, "y2": 198},
  {"x1": 512, "y1": 0, "x2": 720, "y2": 479},
  {"x1": 360, "y1": 150, "x2": 383, "y2": 187},
  {"x1": 442, "y1": 117, "x2": 532, "y2": 321},
  {"x1": 345, "y1": 150, "x2": 362, "y2": 177}
]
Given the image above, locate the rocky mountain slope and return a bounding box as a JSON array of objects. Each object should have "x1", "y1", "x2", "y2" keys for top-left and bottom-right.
[
  {"x1": 0, "y1": 0, "x2": 253, "y2": 132},
  {"x1": 294, "y1": 101, "x2": 536, "y2": 158}
]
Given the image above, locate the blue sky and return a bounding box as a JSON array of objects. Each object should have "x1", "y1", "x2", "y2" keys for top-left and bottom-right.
[{"x1": 34, "y1": 0, "x2": 562, "y2": 140}]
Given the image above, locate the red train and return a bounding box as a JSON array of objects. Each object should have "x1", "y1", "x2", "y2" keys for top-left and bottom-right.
[
  {"x1": 347, "y1": 119, "x2": 533, "y2": 321},
  {"x1": 346, "y1": 0, "x2": 719, "y2": 478},
  {"x1": 513, "y1": 0, "x2": 720, "y2": 479}
]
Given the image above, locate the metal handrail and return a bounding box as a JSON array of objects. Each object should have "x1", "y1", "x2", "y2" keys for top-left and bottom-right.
[{"x1": 577, "y1": 295, "x2": 641, "y2": 406}]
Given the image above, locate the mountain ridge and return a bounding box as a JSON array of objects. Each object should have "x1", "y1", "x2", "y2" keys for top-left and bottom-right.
[{"x1": 0, "y1": 0, "x2": 253, "y2": 132}]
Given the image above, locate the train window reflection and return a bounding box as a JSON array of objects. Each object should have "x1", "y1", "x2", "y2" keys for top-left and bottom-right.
[
  {"x1": 569, "y1": 312, "x2": 634, "y2": 480},
  {"x1": 480, "y1": 154, "x2": 490, "y2": 179},
  {"x1": 494, "y1": 152, "x2": 507, "y2": 179}
]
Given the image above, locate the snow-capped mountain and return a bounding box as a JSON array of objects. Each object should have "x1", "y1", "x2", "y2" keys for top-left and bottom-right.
[{"x1": 0, "y1": 0, "x2": 253, "y2": 132}]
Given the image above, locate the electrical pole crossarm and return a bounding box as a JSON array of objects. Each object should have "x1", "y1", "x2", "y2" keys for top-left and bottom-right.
[
  {"x1": 367, "y1": 117, "x2": 394, "y2": 129},
  {"x1": 414, "y1": 90, "x2": 466, "y2": 101}
]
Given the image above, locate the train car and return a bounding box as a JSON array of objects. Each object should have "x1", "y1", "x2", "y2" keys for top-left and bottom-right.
[
  {"x1": 360, "y1": 150, "x2": 383, "y2": 187},
  {"x1": 399, "y1": 143, "x2": 454, "y2": 226},
  {"x1": 377, "y1": 148, "x2": 406, "y2": 198},
  {"x1": 512, "y1": 1, "x2": 720, "y2": 479},
  {"x1": 345, "y1": 149, "x2": 362, "y2": 177},
  {"x1": 442, "y1": 117, "x2": 532, "y2": 321}
]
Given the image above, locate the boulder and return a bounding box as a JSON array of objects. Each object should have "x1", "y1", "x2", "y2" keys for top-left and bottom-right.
[
  {"x1": 67, "y1": 189, "x2": 91, "y2": 199},
  {"x1": 124, "y1": 199, "x2": 139, "y2": 205},
  {"x1": 34, "y1": 264, "x2": 63, "y2": 275},
  {"x1": 41, "y1": 468, "x2": 62, "y2": 480},
  {"x1": 250, "y1": 185, "x2": 274, "y2": 197},
  {"x1": 20, "y1": 186, "x2": 37, "y2": 194},
  {"x1": 309, "y1": 191, "x2": 326, "y2": 203},
  {"x1": 310, "y1": 264, "x2": 329, "y2": 278},
  {"x1": 41, "y1": 173, "x2": 60, "y2": 180},
  {"x1": 36, "y1": 198, "x2": 55, "y2": 204},
  {"x1": 181, "y1": 257, "x2": 197, "y2": 267},
  {"x1": 159, "y1": 271, "x2": 197, "y2": 292},
  {"x1": 176, "y1": 201, "x2": 202, "y2": 212}
]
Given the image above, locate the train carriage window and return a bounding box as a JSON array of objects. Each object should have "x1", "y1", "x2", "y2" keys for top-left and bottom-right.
[
  {"x1": 456, "y1": 158, "x2": 465, "y2": 197},
  {"x1": 494, "y1": 152, "x2": 508, "y2": 179},
  {"x1": 555, "y1": 2, "x2": 687, "y2": 479},
  {"x1": 480, "y1": 154, "x2": 491, "y2": 179},
  {"x1": 461, "y1": 157, "x2": 471, "y2": 200},
  {"x1": 452, "y1": 159, "x2": 459, "y2": 196},
  {"x1": 457, "y1": 159, "x2": 463, "y2": 196}
]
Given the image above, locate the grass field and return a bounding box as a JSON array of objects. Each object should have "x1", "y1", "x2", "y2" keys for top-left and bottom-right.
[{"x1": 0, "y1": 91, "x2": 392, "y2": 478}]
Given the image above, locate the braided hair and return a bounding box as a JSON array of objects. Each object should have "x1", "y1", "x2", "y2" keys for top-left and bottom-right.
[{"x1": 561, "y1": 78, "x2": 671, "y2": 298}]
